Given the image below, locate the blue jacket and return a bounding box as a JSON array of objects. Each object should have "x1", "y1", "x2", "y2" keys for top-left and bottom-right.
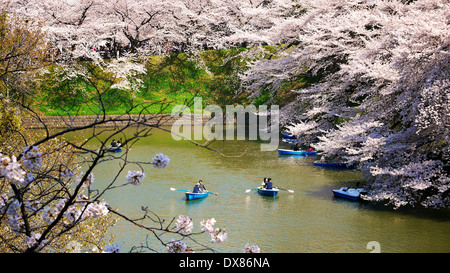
[
  {"x1": 193, "y1": 185, "x2": 201, "y2": 193},
  {"x1": 265, "y1": 181, "x2": 273, "y2": 189}
]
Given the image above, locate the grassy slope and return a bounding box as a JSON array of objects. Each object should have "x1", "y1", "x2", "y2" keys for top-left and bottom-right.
[{"x1": 36, "y1": 45, "x2": 305, "y2": 116}]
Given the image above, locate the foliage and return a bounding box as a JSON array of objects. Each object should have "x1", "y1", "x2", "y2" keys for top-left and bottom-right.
[
  {"x1": 37, "y1": 60, "x2": 142, "y2": 116},
  {"x1": 0, "y1": 9, "x2": 49, "y2": 102},
  {"x1": 0, "y1": 125, "x2": 118, "y2": 252},
  {"x1": 0, "y1": 97, "x2": 22, "y2": 143},
  {"x1": 35, "y1": 47, "x2": 265, "y2": 115}
]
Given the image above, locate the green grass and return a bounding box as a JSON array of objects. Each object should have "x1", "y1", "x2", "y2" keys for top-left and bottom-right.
[{"x1": 34, "y1": 45, "x2": 305, "y2": 116}]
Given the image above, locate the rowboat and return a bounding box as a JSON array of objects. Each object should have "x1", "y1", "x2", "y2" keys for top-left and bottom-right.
[
  {"x1": 185, "y1": 191, "x2": 209, "y2": 200},
  {"x1": 107, "y1": 146, "x2": 122, "y2": 153},
  {"x1": 281, "y1": 132, "x2": 297, "y2": 139},
  {"x1": 282, "y1": 138, "x2": 299, "y2": 144},
  {"x1": 278, "y1": 149, "x2": 317, "y2": 156},
  {"x1": 332, "y1": 187, "x2": 366, "y2": 201},
  {"x1": 314, "y1": 162, "x2": 355, "y2": 169},
  {"x1": 257, "y1": 187, "x2": 279, "y2": 197}
]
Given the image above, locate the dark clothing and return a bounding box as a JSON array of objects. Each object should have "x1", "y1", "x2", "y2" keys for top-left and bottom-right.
[
  {"x1": 199, "y1": 184, "x2": 207, "y2": 191},
  {"x1": 193, "y1": 185, "x2": 201, "y2": 193},
  {"x1": 265, "y1": 181, "x2": 273, "y2": 189}
]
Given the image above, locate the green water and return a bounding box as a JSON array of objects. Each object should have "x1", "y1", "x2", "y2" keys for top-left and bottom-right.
[{"x1": 73, "y1": 127, "x2": 450, "y2": 253}]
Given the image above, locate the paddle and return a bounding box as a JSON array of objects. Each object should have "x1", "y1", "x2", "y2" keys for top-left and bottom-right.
[
  {"x1": 276, "y1": 187, "x2": 295, "y2": 193},
  {"x1": 245, "y1": 188, "x2": 259, "y2": 193},
  {"x1": 170, "y1": 187, "x2": 218, "y2": 196},
  {"x1": 170, "y1": 187, "x2": 188, "y2": 192},
  {"x1": 245, "y1": 187, "x2": 294, "y2": 193}
]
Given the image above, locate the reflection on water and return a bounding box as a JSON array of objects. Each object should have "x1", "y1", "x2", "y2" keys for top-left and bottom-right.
[
  {"x1": 70, "y1": 127, "x2": 449, "y2": 253},
  {"x1": 185, "y1": 197, "x2": 208, "y2": 206}
]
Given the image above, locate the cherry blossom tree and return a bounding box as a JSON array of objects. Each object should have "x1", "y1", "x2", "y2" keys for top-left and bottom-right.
[
  {"x1": 7, "y1": 0, "x2": 306, "y2": 58},
  {"x1": 0, "y1": 6, "x2": 263, "y2": 252},
  {"x1": 0, "y1": 75, "x2": 232, "y2": 252},
  {"x1": 241, "y1": 0, "x2": 449, "y2": 209}
]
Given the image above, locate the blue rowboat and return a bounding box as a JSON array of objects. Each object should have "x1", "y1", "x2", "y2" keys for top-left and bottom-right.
[
  {"x1": 107, "y1": 146, "x2": 122, "y2": 153},
  {"x1": 314, "y1": 162, "x2": 355, "y2": 169},
  {"x1": 185, "y1": 191, "x2": 209, "y2": 200},
  {"x1": 257, "y1": 187, "x2": 279, "y2": 197},
  {"x1": 281, "y1": 132, "x2": 297, "y2": 139},
  {"x1": 332, "y1": 187, "x2": 366, "y2": 201},
  {"x1": 278, "y1": 149, "x2": 317, "y2": 156},
  {"x1": 282, "y1": 138, "x2": 299, "y2": 144}
]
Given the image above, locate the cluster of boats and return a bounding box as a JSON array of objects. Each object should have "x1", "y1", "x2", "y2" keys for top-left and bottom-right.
[
  {"x1": 178, "y1": 186, "x2": 365, "y2": 201},
  {"x1": 172, "y1": 131, "x2": 366, "y2": 202},
  {"x1": 172, "y1": 185, "x2": 290, "y2": 201},
  {"x1": 279, "y1": 131, "x2": 364, "y2": 201},
  {"x1": 187, "y1": 187, "x2": 281, "y2": 199},
  {"x1": 127, "y1": 131, "x2": 366, "y2": 202},
  {"x1": 279, "y1": 132, "x2": 356, "y2": 168},
  {"x1": 279, "y1": 132, "x2": 317, "y2": 156}
]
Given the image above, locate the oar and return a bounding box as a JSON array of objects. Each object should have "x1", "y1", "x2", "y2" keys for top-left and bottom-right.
[
  {"x1": 170, "y1": 187, "x2": 189, "y2": 192},
  {"x1": 245, "y1": 188, "x2": 259, "y2": 193},
  {"x1": 277, "y1": 187, "x2": 295, "y2": 193},
  {"x1": 170, "y1": 187, "x2": 218, "y2": 196}
]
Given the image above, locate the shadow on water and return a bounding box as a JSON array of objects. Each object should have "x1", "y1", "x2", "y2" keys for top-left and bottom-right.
[
  {"x1": 185, "y1": 197, "x2": 208, "y2": 206},
  {"x1": 259, "y1": 195, "x2": 279, "y2": 203}
]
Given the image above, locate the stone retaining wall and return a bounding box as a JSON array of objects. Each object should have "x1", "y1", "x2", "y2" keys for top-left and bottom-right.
[{"x1": 21, "y1": 114, "x2": 208, "y2": 129}]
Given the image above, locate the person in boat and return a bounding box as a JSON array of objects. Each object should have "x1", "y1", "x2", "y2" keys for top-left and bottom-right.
[
  {"x1": 116, "y1": 139, "x2": 122, "y2": 147},
  {"x1": 265, "y1": 178, "x2": 273, "y2": 189},
  {"x1": 293, "y1": 142, "x2": 300, "y2": 151},
  {"x1": 198, "y1": 180, "x2": 207, "y2": 191},
  {"x1": 308, "y1": 147, "x2": 313, "y2": 152},
  {"x1": 261, "y1": 177, "x2": 268, "y2": 188},
  {"x1": 111, "y1": 139, "x2": 117, "y2": 147},
  {"x1": 192, "y1": 183, "x2": 202, "y2": 193}
]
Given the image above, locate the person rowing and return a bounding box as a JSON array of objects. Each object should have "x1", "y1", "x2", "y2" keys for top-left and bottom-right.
[
  {"x1": 111, "y1": 139, "x2": 117, "y2": 147},
  {"x1": 265, "y1": 178, "x2": 273, "y2": 189},
  {"x1": 110, "y1": 139, "x2": 122, "y2": 148},
  {"x1": 261, "y1": 177, "x2": 273, "y2": 189},
  {"x1": 193, "y1": 180, "x2": 207, "y2": 193},
  {"x1": 198, "y1": 180, "x2": 207, "y2": 191}
]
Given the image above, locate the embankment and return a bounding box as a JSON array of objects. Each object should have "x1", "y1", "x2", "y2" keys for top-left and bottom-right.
[{"x1": 21, "y1": 114, "x2": 208, "y2": 129}]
